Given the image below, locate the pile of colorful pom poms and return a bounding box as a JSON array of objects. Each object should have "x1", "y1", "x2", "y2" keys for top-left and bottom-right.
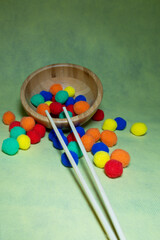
[
  {"x1": 2, "y1": 111, "x2": 46, "y2": 155},
  {"x1": 30, "y1": 83, "x2": 91, "y2": 118}
]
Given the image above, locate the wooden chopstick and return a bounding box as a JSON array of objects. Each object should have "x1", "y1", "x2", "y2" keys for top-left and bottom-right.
[
  {"x1": 45, "y1": 110, "x2": 117, "y2": 240},
  {"x1": 63, "y1": 107, "x2": 126, "y2": 240}
]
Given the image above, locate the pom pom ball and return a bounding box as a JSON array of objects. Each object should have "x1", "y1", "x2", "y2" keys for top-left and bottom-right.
[
  {"x1": 10, "y1": 126, "x2": 26, "y2": 139},
  {"x1": 66, "y1": 105, "x2": 76, "y2": 116},
  {"x1": 75, "y1": 95, "x2": 86, "y2": 103},
  {"x1": 64, "y1": 86, "x2": 75, "y2": 97},
  {"x1": 67, "y1": 132, "x2": 81, "y2": 143},
  {"x1": 49, "y1": 83, "x2": 63, "y2": 95},
  {"x1": 59, "y1": 111, "x2": 73, "y2": 119},
  {"x1": 73, "y1": 126, "x2": 85, "y2": 137},
  {"x1": 48, "y1": 128, "x2": 64, "y2": 141},
  {"x1": 110, "y1": 149, "x2": 130, "y2": 167},
  {"x1": 74, "y1": 101, "x2": 90, "y2": 115},
  {"x1": 68, "y1": 141, "x2": 83, "y2": 158},
  {"x1": 17, "y1": 134, "x2": 31, "y2": 150},
  {"x1": 65, "y1": 97, "x2": 75, "y2": 106},
  {"x1": 52, "y1": 135, "x2": 68, "y2": 150},
  {"x1": 27, "y1": 130, "x2": 41, "y2": 144},
  {"x1": 2, "y1": 138, "x2": 19, "y2": 155},
  {"x1": 55, "y1": 90, "x2": 69, "y2": 104},
  {"x1": 20, "y1": 116, "x2": 35, "y2": 131},
  {"x1": 61, "y1": 151, "x2": 79, "y2": 167},
  {"x1": 86, "y1": 128, "x2": 100, "y2": 142},
  {"x1": 101, "y1": 130, "x2": 117, "y2": 147},
  {"x1": 93, "y1": 151, "x2": 110, "y2": 168},
  {"x1": 50, "y1": 102, "x2": 63, "y2": 115},
  {"x1": 36, "y1": 103, "x2": 50, "y2": 116},
  {"x1": 45, "y1": 101, "x2": 53, "y2": 106},
  {"x1": 30, "y1": 94, "x2": 45, "y2": 107},
  {"x1": 102, "y1": 119, "x2": 117, "y2": 131},
  {"x1": 104, "y1": 160, "x2": 123, "y2": 178},
  {"x1": 114, "y1": 117, "x2": 127, "y2": 130},
  {"x1": 91, "y1": 142, "x2": 109, "y2": 155},
  {"x1": 2, "y1": 111, "x2": 15, "y2": 125},
  {"x1": 92, "y1": 109, "x2": 104, "y2": 121},
  {"x1": 9, "y1": 121, "x2": 20, "y2": 131},
  {"x1": 130, "y1": 122, "x2": 147, "y2": 136},
  {"x1": 40, "y1": 91, "x2": 53, "y2": 101},
  {"x1": 33, "y1": 124, "x2": 46, "y2": 138},
  {"x1": 81, "y1": 134, "x2": 95, "y2": 152}
]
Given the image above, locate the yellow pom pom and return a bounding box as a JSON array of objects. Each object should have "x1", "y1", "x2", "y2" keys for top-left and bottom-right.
[
  {"x1": 64, "y1": 86, "x2": 75, "y2": 97},
  {"x1": 130, "y1": 122, "x2": 147, "y2": 136},
  {"x1": 102, "y1": 119, "x2": 117, "y2": 131},
  {"x1": 45, "y1": 101, "x2": 53, "y2": 106},
  {"x1": 17, "y1": 134, "x2": 31, "y2": 150},
  {"x1": 93, "y1": 151, "x2": 110, "y2": 168}
]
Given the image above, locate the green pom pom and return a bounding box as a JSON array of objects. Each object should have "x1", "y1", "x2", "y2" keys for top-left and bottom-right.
[
  {"x1": 2, "y1": 138, "x2": 19, "y2": 155},
  {"x1": 59, "y1": 111, "x2": 73, "y2": 119},
  {"x1": 55, "y1": 90, "x2": 69, "y2": 104},
  {"x1": 10, "y1": 126, "x2": 26, "y2": 139},
  {"x1": 30, "y1": 94, "x2": 45, "y2": 107},
  {"x1": 68, "y1": 141, "x2": 83, "y2": 158}
]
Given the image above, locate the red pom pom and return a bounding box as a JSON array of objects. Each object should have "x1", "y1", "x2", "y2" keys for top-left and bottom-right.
[
  {"x1": 92, "y1": 109, "x2": 104, "y2": 121},
  {"x1": 51, "y1": 95, "x2": 56, "y2": 102},
  {"x1": 27, "y1": 130, "x2": 41, "y2": 144},
  {"x1": 33, "y1": 123, "x2": 46, "y2": 138},
  {"x1": 50, "y1": 102, "x2": 63, "y2": 115},
  {"x1": 66, "y1": 105, "x2": 76, "y2": 116},
  {"x1": 104, "y1": 160, "x2": 123, "y2": 178},
  {"x1": 9, "y1": 121, "x2": 21, "y2": 131},
  {"x1": 67, "y1": 132, "x2": 81, "y2": 143}
]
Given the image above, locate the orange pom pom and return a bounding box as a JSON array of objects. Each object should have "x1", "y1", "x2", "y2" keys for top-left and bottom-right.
[
  {"x1": 110, "y1": 149, "x2": 130, "y2": 167},
  {"x1": 20, "y1": 116, "x2": 35, "y2": 131},
  {"x1": 2, "y1": 111, "x2": 15, "y2": 125},
  {"x1": 74, "y1": 101, "x2": 90, "y2": 115},
  {"x1": 36, "y1": 103, "x2": 50, "y2": 116},
  {"x1": 49, "y1": 83, "x2": 63, "y2": 95},
  {"x1": 101, "y1": 130, "x2": 117, "y2": 147},
  {"x1": 81, "y1": 134, "x2": 95, "y2": 152},
  {"x1": 86, "y1": 128, "x2": 101, "y2": 142}
]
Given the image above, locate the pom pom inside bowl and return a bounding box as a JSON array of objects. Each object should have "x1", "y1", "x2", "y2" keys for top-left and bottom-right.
[{"x1": 20, "y1": 63, "x2": 103, "y2": 129}]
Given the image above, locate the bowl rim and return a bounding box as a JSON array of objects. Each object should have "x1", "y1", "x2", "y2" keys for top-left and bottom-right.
[{"x1": 20, "y1": 63, "x2": 103, "y2": 128}]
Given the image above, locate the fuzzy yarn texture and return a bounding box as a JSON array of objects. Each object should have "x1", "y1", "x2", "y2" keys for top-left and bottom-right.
[
  {"x1": 102, "y1": 119, "x2": 117, "y2": 131},
  {"x1": 30, "y1": 94, "x2": 45, "y2": 107},
  {"x1": 27, "y1": 130, "x2": 41, "y2": 144},
  {"x1": 64, "y1": 86, "x2": 75, "y2": 97},
  {"x1": 114, "y1": 117, "x2": 127, "y2": 130},
  {"x1": 2, "y1": 111, "x2": 15, "y2": 125},
  {"x1": 50, "y1": 102, "x2": 63, "y2": 115},
  {"x1": 40, "y1": 91, "x2": 53, "y2": 101},
  {"x1": 33, "y1": 124, "x2": 46, "y2": 138},
  {"x1": 91, "y1": 142, "x2": 109, "y2": 155},
  {"x1": 110, "y1": 149, "x2": 130, "y2": 167},
  {"x1": 2, "y1": 138, "x2": 19, "y2": 155},
  {"x1": 61, "y1": 151, "x2": 79, "y2": 167},
  {"x1": 65, "y1": 97, "x2": 75, "y2": 106},
  {"x1": 81, "y1": 134, "x2": 95, "y2": 152},
  {"x1": 45, "y1": 101, "x2": 52, "y2": 106},
  {"x1": 130, "y1": 122, "x2": 147, "y2": 136},
  {"x1": 10, "y1": 126, "x2": 26, "y2": 139},
  {"x1": 86, "y1": 128, "x2": 100, "y2": 142},
  {"x1": 92, "y1": 109, "x2": 104, "y2": 121},
  {"x1": 17, "y1": 134, "x2": 31, "y2": 150},
  {"x1": 74, "y1": 101, "x2": 90, "y2": 115},
  {"x1": 74, "y1": 95, "x2": 86, "y2": 103},
  {"x1": 48, "y1": 128, "x2": 64, "y2": 141},
  {"x1": 66, "y1": 105, "x2": 76, "y2": 116},
  {"x1": 36, "y1": 103, "x2": 50, "y2": 116},
  {"x1": 104, "y1": 160, "x2": 123, "y2": 178},
  {"x1": 55, "y1": 90, "x2": 69, "y2": 104},
  {"x1": 93, "y1": 151, "x2": 110, "y2": 168},
  {"x1": 9, "y1": 121, "x2": 20, "y2": 131},
  {"x1": 67, "y1": 132, "x2": 81, "y2": 143},
  {"x1": 68, "y1": 141, "x2": 83, "y2": 158},
  {"x1": 101, "y1": 130, "x2": 117, "y2": 147},
  {"x1": 49, "y1": 83, "x2": 63, "y2": 95},
  {"x1": 20, "y1": 116, "x2": 35, "y2": 131},
  {"x1": 71, "y1": 126, "x2": 85, "y2": 137},
  {"x1": 52, "y1": 135, "x2": 68, "y2": 150},
  {"x1": 59, "y1": 111, "x2": 73, "y2": 119}
]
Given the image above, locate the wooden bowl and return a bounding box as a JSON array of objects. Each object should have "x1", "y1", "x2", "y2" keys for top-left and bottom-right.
[{"x1": 20, "y1": 63, "x2": 103, "y2": 129}]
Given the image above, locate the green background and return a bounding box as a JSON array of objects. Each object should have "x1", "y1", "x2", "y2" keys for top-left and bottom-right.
[{"x1": 0, "y1": 0, "x2": 160, "y2": 239}]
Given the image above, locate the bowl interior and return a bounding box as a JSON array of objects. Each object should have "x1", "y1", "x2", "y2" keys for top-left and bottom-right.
[{"x1": 21, "y1": 63, "x2": 103, "y2": 128}]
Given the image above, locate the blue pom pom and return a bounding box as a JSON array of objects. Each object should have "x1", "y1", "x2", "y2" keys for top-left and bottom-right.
[
  {"x1": 53, "y1": 135, "x2": 68, "y2": 150},
  {"x1": 65, "y1": 97, "x2": 75, "y2": 106},
  {"x1": 114, "y1": 117, "x2": 127, "y2": 130},
  {"x1": 74, "y1": 95, "x2": 86, "y2": 103},
  {"x1": 40, "y1": 91, "x2": 53, "y2": 101},
  {"x1": 61, "y1": 151, "x2": 79, "y2": 167},
  {"x1": 71, "y1": 126, "x2": 85, "y2": 137},
  {"x1": 91, "y1": 142, "x2": 109, "y2": 155},
  {"x1": 49, "y1": 128, "x2": 64, "y2": 141}
]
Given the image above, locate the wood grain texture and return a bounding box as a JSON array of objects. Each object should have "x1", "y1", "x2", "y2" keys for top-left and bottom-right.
[{"x1": 21, "y1": 63, "x2": 103, "y2": 129}]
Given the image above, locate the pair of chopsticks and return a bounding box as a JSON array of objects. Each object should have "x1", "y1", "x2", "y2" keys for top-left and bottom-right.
[{"x1": 45, "y1": 107, "x2": 126, "y2": 240}]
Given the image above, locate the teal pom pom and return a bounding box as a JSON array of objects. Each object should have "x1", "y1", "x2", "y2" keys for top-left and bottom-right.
[
  {"x1": 55, "y1": 90, "x2": 69, "y2": 104},
  {"x1": 2, "y1": 138, "x2": 19, "y2": 155},
  {"x1": 30, "y1": 94, "x2": 45, "y2": 107},
  {"x1": 10, "y1": 126, "x2": 26, "y2": 139},
  {"x1": 59, "y1": 111, "x2": 73, "y2": 119},
  {"x1": 68, "y1": 141, "x2": 83, "y2": 158}
]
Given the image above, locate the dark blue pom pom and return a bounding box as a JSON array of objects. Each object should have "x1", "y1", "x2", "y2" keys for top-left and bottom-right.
[
  {"x1": 40, "y1": 91, "x2": 53, "y2": 101},
  {"x1": 71, "y1": 126, "x2": 85, "y2": 137},
  {"x1": 91, "y1": 142, "x2": 109, "y2": 155},
  {"x1": 74, "y1": 95, "x2": 86, "y2": 103},
  {"x1": 53, "y1": 135, "x2": 68, "y2": 150},
  {"x1": 114, "y1": 117, "x2": 127, "y2": 130},
  {"x1": 48, "y1": 128, "x2": 64, "y2": 141},
  {"x1": 65, "y1": 97, "x2": 75, "y2": 106},
  {"x1": 61, "y1": 151, "x2": 79, "y2": 167}
]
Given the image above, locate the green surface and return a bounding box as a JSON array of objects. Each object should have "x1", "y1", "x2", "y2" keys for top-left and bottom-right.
[{"x1": 0, "y1": 0, "x2": 160, "y2": 239}]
